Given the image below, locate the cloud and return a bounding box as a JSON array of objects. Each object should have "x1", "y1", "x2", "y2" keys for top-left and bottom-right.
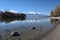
[
  {"x1": 1, "y1": 9, "x2": 19, "y2": 13},
  {"x1": 1, "y1": 9, "x2": 6, "y2": 12},
  {"x1": 9, "y1": 10, "x2": 19, "y2": 13}
]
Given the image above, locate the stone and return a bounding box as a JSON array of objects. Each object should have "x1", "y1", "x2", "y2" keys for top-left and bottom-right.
[
  {"x1": 32, "y1": 27, "x2": 36, "y2": 29},
  {"x1": 11, "y1": 32, "x2": 20, "y2": 37}
]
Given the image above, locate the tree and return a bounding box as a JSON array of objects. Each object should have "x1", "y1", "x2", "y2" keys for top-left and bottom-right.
[
  {"x1": 50, "y1": 10, "x2": 54, "y2": 17},
  {"x1": 50, "y1": 6, "x2": 60, "y2": 25},
  {"x1": 0, "y1": 11, "x2": 26, "y2": 23},
  {"x1": 50, "y1": 5, "x2": 60, "y2": 17}
]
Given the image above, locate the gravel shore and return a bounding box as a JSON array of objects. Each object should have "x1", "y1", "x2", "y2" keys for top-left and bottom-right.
[
  {"x1": 42, "y1": 24, "x2": 60, "y2": 40},
  {"x1": 0, "y1": 26, "x2": 52, "y2": 40}
]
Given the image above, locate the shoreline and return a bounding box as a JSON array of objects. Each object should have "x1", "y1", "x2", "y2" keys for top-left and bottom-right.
[
  {"x1": 42, "y1": 24, "x2": 60, "y2": 40},
  {"x1": 0, "y1": 25, "x2": 55, "y2": 40}
]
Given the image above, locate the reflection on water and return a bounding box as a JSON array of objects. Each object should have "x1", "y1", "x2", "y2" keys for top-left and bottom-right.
[
  {"x1": 50, "y1": 19, "x2": 59, "y2": 25},
  {"x1": 0, "y1": 17, "x2": 55, "y2": 30},
  {"x1": 0, "y1": 15, "x2": 57, "y2": 33},
  {"x1": 0, "y1": 16, "x2": 57, "y2": 40}
]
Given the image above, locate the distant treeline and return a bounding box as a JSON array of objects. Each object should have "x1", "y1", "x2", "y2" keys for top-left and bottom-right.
[{"x1": 0, "y1": 11, "x2": 26, "y2": 20}]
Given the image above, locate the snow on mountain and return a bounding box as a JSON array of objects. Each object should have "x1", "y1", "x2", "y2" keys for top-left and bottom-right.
[{"x1": 0, "y1": 9, "x2": 49, "y2": 20}]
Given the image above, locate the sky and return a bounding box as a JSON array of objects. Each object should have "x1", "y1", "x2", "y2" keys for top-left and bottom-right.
[{"x1": 0, "y1": 0, "x2": 60, "y2": 15}]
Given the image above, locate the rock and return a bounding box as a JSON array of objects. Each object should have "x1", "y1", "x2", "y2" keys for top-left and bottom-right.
[
  {"x1": 11, "y1": 32, "x2": 20, "y2": 37},
  {"x1": 32, "y1": 27, "x2": 36, "y2": 29}
]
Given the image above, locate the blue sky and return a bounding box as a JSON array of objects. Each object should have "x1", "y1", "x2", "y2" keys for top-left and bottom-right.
[{"x1": 0, "y1": 0, "x2": 60, "y2": 15}]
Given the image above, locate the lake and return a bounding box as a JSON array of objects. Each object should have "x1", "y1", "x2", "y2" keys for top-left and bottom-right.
[
  {"x1": 0, "y1": 14, "x2": 55, "y2": 30},
  {"x1": 0, "y1": 14, "x2": 56, "y2": 40}
]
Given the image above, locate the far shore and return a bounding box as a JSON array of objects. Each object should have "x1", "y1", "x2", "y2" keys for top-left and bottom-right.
[{"x1": 50, "y1": 17, "x2": 60, "y2": 19}]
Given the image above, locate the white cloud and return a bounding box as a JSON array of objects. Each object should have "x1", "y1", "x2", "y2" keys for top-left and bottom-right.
[
  {"x1": 1, "y1": 9, "x2": 19, "y2": 13},
  {"x1": 1, "y1": 9, "x2": 6, "y2": 12},
  {"x1": 9, "y1": 10, "x2": 19, "y2": 13}
]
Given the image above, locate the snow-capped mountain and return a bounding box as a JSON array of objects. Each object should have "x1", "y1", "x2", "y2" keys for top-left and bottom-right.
[
  {"x1": 26, "y1": 14, "x2": 49, "y2": 20},
  {"x1": 0, "y1": 9, "x2": 49, "y2": 20}
]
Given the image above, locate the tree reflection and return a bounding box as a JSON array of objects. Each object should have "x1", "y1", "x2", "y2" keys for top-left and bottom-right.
[{"x1": 50, "y1": 19, "x2": 59, "y2": 25}]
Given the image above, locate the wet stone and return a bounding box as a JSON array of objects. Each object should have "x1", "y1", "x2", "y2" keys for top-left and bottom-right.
[
  {"x1": 32, "y1": 27, "x2": 36, "y2": 29},
  {"x1": 11, "y1": 32, "x2": 20, "y2": 37}
]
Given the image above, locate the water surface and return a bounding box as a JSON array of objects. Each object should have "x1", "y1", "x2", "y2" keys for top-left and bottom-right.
[{"x1": 0, "y1": 14, "x2": 55, "y2": 31}]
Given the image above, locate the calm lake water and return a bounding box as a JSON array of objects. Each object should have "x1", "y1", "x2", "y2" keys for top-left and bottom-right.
[{"x1": 0, "y1": 14, "x2": 55, "y2": 31}]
